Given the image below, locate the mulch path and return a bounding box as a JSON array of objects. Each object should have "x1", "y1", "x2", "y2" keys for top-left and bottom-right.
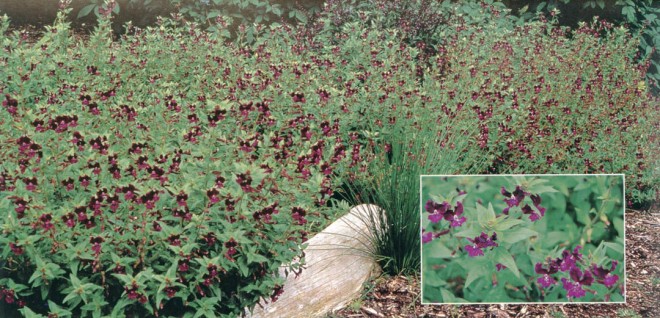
[{"x1": 331, "y1": 209, "x2": 660, "y2": 318}]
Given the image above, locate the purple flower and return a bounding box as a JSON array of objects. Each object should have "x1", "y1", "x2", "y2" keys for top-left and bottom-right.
[
  {"x1": 464, "y1": 232, "x2": 498, "y2": 257},
  {"x1": 443, "y1": 201, "x2": 466, "y2": 227},
  {"x1": 530, "y1": 194, "x2": 546, "y2": 217},
  {"x1": 421, "y1": 230, "x2": 433, "y2": 244},
  {"x1": 591, "y1": 261, "x2": 619, "y2": 288},
  {"x1": 535, "y1": 259, "x2": 560, "y2": 288},
  {"x1": 560, "y1": 246, "x2": 583, "y2": 272},
  {"x1": 501, "y1": 186, "x2": 527, "y2": 208},
  {"x1": 561, "y1": 267, "x2": 594, "y2": 298},
  {"x1": 465, "y1": 245, "x2": 484, "y2": 257},
  {"x1": 522, "y1": 204, "x2": 541, "y2": 222},
  {"x1": 495, "y1": 263, "x2": 507, "y2": 271},
  {"x1": 426, "y1": 200, "x2": 449, "y2": 224}
]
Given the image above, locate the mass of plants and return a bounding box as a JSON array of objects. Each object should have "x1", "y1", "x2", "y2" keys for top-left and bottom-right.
[
  {"x1": 421, "y1": 175, "x2": 624, "y2": 303},
  {"x1": 0, "y1": 0, "x2": 657, "y2": 317}
]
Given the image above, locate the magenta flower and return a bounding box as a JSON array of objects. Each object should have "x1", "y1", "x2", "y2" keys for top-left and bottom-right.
[
  {"x1": 561, "y1": 267, "x2": 594, "y2": 298},
  {"x1": 560, "y1": 246, "x2": 583, "y2": 272},
  {"x1": 501, "y1": 186, "x2": 527, "y2": 207},
  {"x1": 535, "y1": 259, "x2": 561, "y2": 288},
  {"x1": 90, "y1": 236, "x2": 104, "y2": 255},
  {"x1": 464, "y1": 232, "x2": 498, "y2": 257},
  {"x1": 164, "y1": 286, "x2": 177, "y2": 298},
  {"x1": 39, "y1": 213, "x2": 53, "y2": 230},
  {"x1": 465, "y1": 245, "x2": 484, "y2": 257},
  {"x1": 425, "y1": 200, "x2": 465, "y2": 227},
  {"x1": 591, "y1": 261, "x2": 619, "y2": 288},
  {"x1": 522, "y1": 204, "x2": 541, "y2": 222},
  {"x1": 421, "y1": 230, "x2": 433, "y2": 244},
  {"x1": 426, "y1": 200, "x2": 449, "y2": 223},
  {"x1": 177, "y1": 259, "x2": 189, "y2": 272},
  {"x1": 443, "y1": 201, "x2": 466, "y2": 227},
  {"x1": 530, "y1": 194, "x2": 546, "y2": 216}
]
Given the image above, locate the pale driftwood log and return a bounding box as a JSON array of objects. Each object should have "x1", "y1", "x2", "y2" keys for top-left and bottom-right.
[{"x1": 247, "y1": 204, "x2": 383, "y2": 318}]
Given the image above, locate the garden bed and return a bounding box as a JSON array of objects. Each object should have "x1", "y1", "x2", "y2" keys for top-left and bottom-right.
[{"x1": 1, "y1": 1, "x2": 658, "y2": 317}]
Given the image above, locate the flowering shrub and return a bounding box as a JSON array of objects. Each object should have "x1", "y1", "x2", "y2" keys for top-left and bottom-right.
[
  {"x1": 428, "y1": 15, "x2": 658, "y2": 205},
  {"x1": 0, "y1": 11, "x2": 357, "y2": 317},
  {"x1": 308, "y1": 0, "x2": 658, "y2": 205},
  {"x1": 421, "y1": 175, "x2": 625, "y2": 303}
]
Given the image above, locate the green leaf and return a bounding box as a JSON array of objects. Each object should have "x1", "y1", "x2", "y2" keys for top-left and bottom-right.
[
  {"x1": 603, "y1": 241, "x2": 623, "y2": 254},
  {"x1": 247, "y1": 252, "x2": 269, "y2": 264},
  {"x1": 453, "y1": 228, "x2": 481, "y2": 239},
  {"x1": 499, "y1": 228, "x2": 538, "y2": 244},
  {"x1": 464, "y1": 264, "x2": 485, "y2": 289},
  {"x1": 476, "y1": 202, "x2": 496, "y2": 228},
  {"x1": 18, "y1": 307, "x2": 47, "y2": 318},
  {"x1": 440, "y1": 288, "x2": 458, "y2": 302},
  {"x1": 69, "y1": 273, "x2": 82, "y2": 289},
  {"x1": 423, "y1": 270, "x2": 447, "y2": 287},
  {"x1": 536, "y1": 2, "x2": 547, "y2": 12},
  {"x1": 622, "y1": 6, "x2": 636, "y2": 21},
  {"x1": 494, "y1": 217, "x2": 524, "y2": 231},
  {"x1": 519, "y1": 4, "x2": 529, "y2": 14},
  {"x1": 424, "y1": 240, "x2": 453, "y2": 259},
  {"x1": 527, "y1": 185, "x2": 558, "y2": 194},
  {"x1": 110, "y1": 299, "x2": 131, "y2": 318},
  {"x1": 492, "y1": 247, "x2": 520, "y2": 278},
  {"x1": 111, "y1": 273, "x2": 132, "y2": 285},
  {"x1": 77, "y1": 4, "x2": 97, "y2": 19},
  {"x1": 237, "y1": 259, "x2": 249, "y2": 277},
  {"x1": 48, "y1": 301, "x2": 73, "y2": 318},
  {"x1": 62, "y1": 289, "x2": 81, "y2": 307}
]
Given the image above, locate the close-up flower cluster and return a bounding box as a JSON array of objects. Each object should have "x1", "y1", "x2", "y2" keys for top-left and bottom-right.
[
  {"x1": 501, "y1": 186, "x2": 547, "y2": 221},
  {"x1": 536, "y1": 246, "x2": 620, "y2": 299},
  {"x1": 422, "y1": 175, "x2": 624, "y2": 303}
]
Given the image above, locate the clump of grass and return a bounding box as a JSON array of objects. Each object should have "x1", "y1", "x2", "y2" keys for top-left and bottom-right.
[
  {"x1": 341, "y1": 118, "x2": 484, "y2": 275},
  {"x1": 617, "y1": 308, "x2": 642, "y2": 318}
]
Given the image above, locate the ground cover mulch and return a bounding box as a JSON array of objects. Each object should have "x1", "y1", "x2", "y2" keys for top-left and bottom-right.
[{"x1": 329, "y1": 209, "x2": 660, "y2": 318}]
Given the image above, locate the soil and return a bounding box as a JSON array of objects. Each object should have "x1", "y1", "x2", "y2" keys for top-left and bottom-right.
[{"x1": 329, "y1": 209, "x2": 660, "y2": 318}]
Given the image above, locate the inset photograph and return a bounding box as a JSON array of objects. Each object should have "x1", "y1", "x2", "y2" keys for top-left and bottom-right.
[{"x1": 421, "y1": 175, "x2": 625, "y2": 304}]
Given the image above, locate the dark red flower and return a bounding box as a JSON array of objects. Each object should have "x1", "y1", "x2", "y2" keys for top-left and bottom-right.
[
  {"x1": 591, "y1": 260, "x2": 619, "y2": 288},
  {"x1": 292, "y1": 207, "x2": 307, "y2": 225},
  {"x1": 9, "y1": 242, "x2": 24, "y2": 255}
]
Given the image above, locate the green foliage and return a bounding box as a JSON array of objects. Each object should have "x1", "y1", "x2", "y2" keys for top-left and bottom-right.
[
  {"x1": 617, "y1": 308, "x2": 642, "y2": 318},
  {"x1": 0, "y1": 9, "x2": 355, "y2": 317},
  {"x1": 318, "y1": 0, "x2": 523, "y2": 56},
  {"x1": 534, "y1": 0, "x2": 660, "y2": 94},
  {"x1": 75, "y1": 0, "x2": 317, "y2": 42}
]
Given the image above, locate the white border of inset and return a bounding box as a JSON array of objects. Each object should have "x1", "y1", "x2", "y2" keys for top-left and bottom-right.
[{"x1": 419, "y1": 174, "x2": 626, "y2": 305}]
